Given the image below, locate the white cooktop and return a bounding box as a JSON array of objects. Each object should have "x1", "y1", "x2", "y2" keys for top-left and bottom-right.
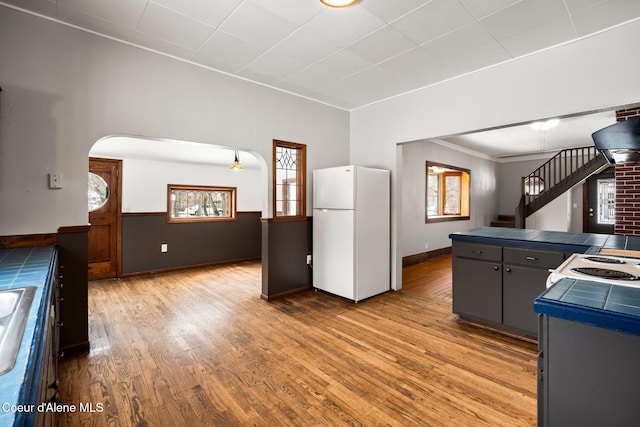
[{"x1": 547, "y1": 253, "x2": 640, "y2": 288}]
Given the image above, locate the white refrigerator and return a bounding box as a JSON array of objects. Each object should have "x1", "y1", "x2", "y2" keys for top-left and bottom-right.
[{"x1": 312, "y1": 165, "x2": 390, "y2": 302}]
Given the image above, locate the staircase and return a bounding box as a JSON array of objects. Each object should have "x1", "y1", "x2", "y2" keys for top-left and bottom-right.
[
  {"x1": 515, "y1": 146, "x2": 608, "y2": 228},
  {"x1": 491, "y1": 215, "x2": 516, "y2": 228}
]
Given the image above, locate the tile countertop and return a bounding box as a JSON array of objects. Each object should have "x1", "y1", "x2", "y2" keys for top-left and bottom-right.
[
  {"x1": 534, "y1": 278, "x2": 640, "y2": 336},
  {"x1": 449, "y1": 227, "x2": 640, "y2": 336},
  {"x1": 448, "y1": 226, "x2": 626, "y2": 252},
  {"x1": 0, "y1": 246, "x2": 56, "y2": 427}
]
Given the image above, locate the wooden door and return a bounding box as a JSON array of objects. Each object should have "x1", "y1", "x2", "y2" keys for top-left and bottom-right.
[{"x1": 88, "y1": 158, "x2": 121, "y2": 280}]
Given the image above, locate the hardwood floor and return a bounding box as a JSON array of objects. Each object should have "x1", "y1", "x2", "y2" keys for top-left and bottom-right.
[{"x1": 57, "y1": 256, "x2": 537, "y2": 426}]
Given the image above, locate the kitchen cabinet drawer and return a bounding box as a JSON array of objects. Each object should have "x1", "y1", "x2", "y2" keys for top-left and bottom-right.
[
  {"x1": 503, "y1": 247, "x2": 564, "y2": 269},
  {"x1": 452, "y1": 241, "x2": 502, "y2": 262}
]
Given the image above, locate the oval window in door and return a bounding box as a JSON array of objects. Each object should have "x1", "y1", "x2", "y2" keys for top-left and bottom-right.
[{"x1": 88, "y1": 172, "x2": 109, "y2": 212}]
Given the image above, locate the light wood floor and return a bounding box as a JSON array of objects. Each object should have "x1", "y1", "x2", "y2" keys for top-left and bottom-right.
[{"x1": 57, "y1": 255, "x2": 537, "y2": 426}]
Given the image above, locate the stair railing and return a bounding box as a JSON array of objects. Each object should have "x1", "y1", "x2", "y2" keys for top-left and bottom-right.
[{"x1": 517, "y1": 146, "x2": 606, "y2": 227}]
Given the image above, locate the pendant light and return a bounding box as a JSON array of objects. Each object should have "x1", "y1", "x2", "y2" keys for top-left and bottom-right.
[
  {"x1": 230, "y1": 150, "x2": 243, "y2": 171},
  {"x1": 320, "y1": 0, "x2": 359, "y2": 8}
]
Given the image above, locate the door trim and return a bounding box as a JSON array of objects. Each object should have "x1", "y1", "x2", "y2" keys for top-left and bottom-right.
[{"x1": 89, "y1": 157, "x2": 122, "y2": 279}]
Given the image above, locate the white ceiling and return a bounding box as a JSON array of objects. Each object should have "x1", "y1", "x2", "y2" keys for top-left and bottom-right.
[
  {"x1": 440, "y1": 109, "x2": 617, "y2": 159},
  {"x1": 90, "y1": 136, "x2": 262, "y2": 168},
  {"x1": 5, "y1": 0, "x2": 640, "y2": 111},
  {"x1": 3, "y1": 0, "x2": 638, "y2": 158}
]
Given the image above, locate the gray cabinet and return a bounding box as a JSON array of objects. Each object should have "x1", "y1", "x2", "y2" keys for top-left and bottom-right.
[
  {"x1": 538, "y1": 316, "x2": 640, "y2": 426},
  {"x1": 503, "y1": 247, "x2": 564, "y2": 336},
  {"x1": 452, "y1": 241, "x2": 565, "y2": 338},
  {"x1": 452, "y1": 242, "x2": 502, "y2": 325}
]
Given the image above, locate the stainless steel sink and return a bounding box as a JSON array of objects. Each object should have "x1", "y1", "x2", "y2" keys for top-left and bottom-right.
[{"x1": 0, "y1": 287, "x2": 37, "y2": 376}]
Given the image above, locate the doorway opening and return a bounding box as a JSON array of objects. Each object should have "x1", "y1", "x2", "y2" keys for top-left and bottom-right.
[{"x1": 88, "y1": 135, "x2": 264, "y2": 279}]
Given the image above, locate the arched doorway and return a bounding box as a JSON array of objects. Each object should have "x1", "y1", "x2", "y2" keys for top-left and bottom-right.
[{"x1": 88, "y1": 135, "x2": 264, "y2": 279}]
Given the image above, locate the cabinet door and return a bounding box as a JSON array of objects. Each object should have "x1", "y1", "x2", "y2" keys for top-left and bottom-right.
[
  {"x1": 452, "y1": 257, "x2": 502, "y2": 324},
  {"x1": 503, "y1": 265, "x2": 549, "y2": 336}
]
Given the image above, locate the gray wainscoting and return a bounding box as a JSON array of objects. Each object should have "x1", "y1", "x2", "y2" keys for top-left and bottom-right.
[
  {"x1": 261, "y1": 218, "x2": 313, "y2": 300},
  {"x1": 122, "y1": 211, "x2": 261, "y2": 275}
]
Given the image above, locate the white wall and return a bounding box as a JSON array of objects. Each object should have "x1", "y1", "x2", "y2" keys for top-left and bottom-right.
[
  {"x1": 401, "y1": 140, "x2": 498, "y2": 257},
  {"x1": 0, "y1": 7, "x2": 349, "y2": 235},
  {"x1": 351, "y1": 19, "x2": 640, "y2": 289},
  {"x1": 526, "y1": 193, "x2": 571, "y2": 232},
  {"x1": 569, "y1": 185, "x2": 584, "y2": 233},
  {"x1": 497, "y1": 156, "x2": 552, "y2": 215},
  {"x1": 115, "y1": 158, "x2": 262, "y2": 213}
]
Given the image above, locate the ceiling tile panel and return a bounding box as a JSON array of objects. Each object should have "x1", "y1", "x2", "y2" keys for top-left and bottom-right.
[
  {"x1": 376, "y1": 47, "x2": 457, "y2": 92},
  {"x1": 57, "y1": 4, "x2": 136, "y2": 42},
  {"x1": 346, "y1": 25, "x2": 417, "y2": 64},
  {"x1": 359, "y1": 0, "x2": 433, "y2": 24},
  {"x1": 479, "y1": 0, "x2": 569, "y2": 42},
  {"x1": 309, "y1": 66, "x2": 395, "y2": 107},
  {"x1": 564, "y1": 0, "x2": 605, "y2": 14},
  {"x1": 57, "y1": 0, "x2": 148, "y2": 30},
  {"x1": 137, "y1": 3, "x2": 214, "y2": 51},
  {"x1": 150, "y1": 0, "x2": 244, "y2": 28},
  {"x1": 220, "y1": 0, "x2": 298, "y2": 50},
  {"x1": 281, "y1": 50, "x2": 373, "y2": 92},
  {"x1": 1, "y1": 0, "x2": 56, "y2": 17},
  {"x1": 132, "y1": 30, "x2": 199, "y2": 59},
  {"x1": 305, "y1": 5, "x2": 386, "y2": 47},
  {"x1": 391, "y1": 0, "x2": 476, "y2": 44},
  {"x1": 459, "y1": 0, "x2": 522, "y2": 20},
  {"x1": 570, "y1": 0, "x2": 640, "y2": 36},
  {"x1": 193, "y1": 30, "x2": 266, "y2": 73},
  {"x1": 421, "y1": 22, "x2": 504, "y2": 57},
  {"x1": 498, "y1": 15, "x2": 576, "y2": 57},
  {"x1": 268, "y1": 26, "x2": 341, "y2": 68},
  {"x1": 238, "y1": 50, "x2": 310, "y2": 84},
  {"x1": 264, "y1": 0, "x2": 326, "y2": 26}
]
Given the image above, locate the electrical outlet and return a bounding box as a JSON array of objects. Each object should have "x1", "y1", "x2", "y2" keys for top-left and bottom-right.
[
  {"x1": 48, "y1": 173, "x2": 63, "y2": 189},
  {"x1": 161, "y1": 243, "x2": 168, "y2": 253},
  {"x1": 306, "y1": 254, "x2": 312, "y2": 265}
]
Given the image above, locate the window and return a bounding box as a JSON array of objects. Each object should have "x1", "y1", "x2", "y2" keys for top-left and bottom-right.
[
  {"x1": 426, "y1": 162, "x2": 470, "y2": 223},
  {"x1": 167, "y1": 184, "x2": 236, "y2": 223},
  {"x1": 88, "y1": 172, "x2": 109, "y2": 212},
  {"x1": 273, "y1": 140, "x2": 306, "y2": 219},
  {"x1": 597, "y1": 177, "x2": 615, "y2": 225},
  {"x1": 524, "y1": 176, "x2": 544, "y2": 195}
]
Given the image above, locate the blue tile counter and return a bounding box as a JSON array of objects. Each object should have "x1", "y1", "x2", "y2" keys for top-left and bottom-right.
[
  {"x1": 0, "y1": 246, "x2": 57, "y2": 427},
  {"x1": 534, "y1": 278, "x2": 640, "y2": 336},
  {"x1": 449, "y1": 226, "x2": 614, "y2": 253}
]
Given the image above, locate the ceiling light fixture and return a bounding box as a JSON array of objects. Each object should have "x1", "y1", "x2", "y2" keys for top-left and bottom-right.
[
  {"x1": 531, "y1": 118, "x2": 560, "y2": 131},
  {"x1": 230, "y1": 150, "x2": 243, "y2": 171},
  {"x1": 320, "y1": 0, "x2": 359, "y2": 8}
]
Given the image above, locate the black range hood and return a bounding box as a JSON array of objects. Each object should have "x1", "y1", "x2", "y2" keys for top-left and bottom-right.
[{"x1": 592, "y1": 116, "x2": 640, "y2": 164}]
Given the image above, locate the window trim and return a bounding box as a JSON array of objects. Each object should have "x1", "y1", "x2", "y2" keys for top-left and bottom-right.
[
  {"x1": 272, "y1": 140, "x2": 307, "y2": 221},
  {"x1": 167, "y1": 184, "x2": 237, "y2": 223},
  {"x1": 425, "y1": 161, "x2": 470, "y2": 224}
]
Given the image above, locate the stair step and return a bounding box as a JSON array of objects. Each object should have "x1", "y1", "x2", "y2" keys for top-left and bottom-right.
[
  {"x1": 497, "y1": 215, "x2": 516, "y2": 222},
  {"x1": 490, "y1": 220, "x2": 516, "y2": 228}
]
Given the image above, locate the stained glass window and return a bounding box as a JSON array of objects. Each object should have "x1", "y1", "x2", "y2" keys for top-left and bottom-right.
[{"x1": 273, "y1": 140, "x2": 306, "y2": 219}]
